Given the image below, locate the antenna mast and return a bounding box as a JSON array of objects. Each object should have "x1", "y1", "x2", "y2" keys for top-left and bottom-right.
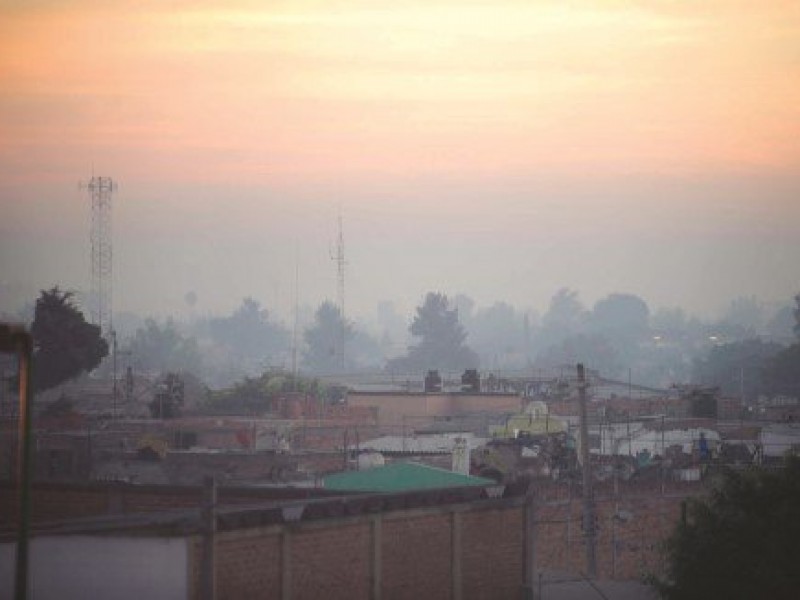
[
  {"x1": 81, "y1": 175, "x2": 117, "y2": 340},
  {"x1": 291, "y1": 246, "x2": 300, "y2": 390},
  {"x1": 331, "y1": 212, "x2": 346, "y2": 370}
]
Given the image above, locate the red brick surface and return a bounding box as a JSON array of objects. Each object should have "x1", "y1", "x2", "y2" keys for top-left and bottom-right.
[
  {"x1": 215, "y1": 532, "x2": 282, "y2": 599},
  {"x1": 291, "y1": 524, "x2": 371, "y2": 600},
  {"x1": 534, "y1": 489, "x2": 695, "y2": 579},
  {"x1": 4, "y1": 479, "x2": 709, "y2": 597},
  {"x1": 462, "y1": 507, "x2": 525, "y2": 600},
  {"x1": 381, "y1": 513, "x2": 453, "y2": 600},
  {"x1": 186, "y1": 506, "x2": 529, "y2": 600}
]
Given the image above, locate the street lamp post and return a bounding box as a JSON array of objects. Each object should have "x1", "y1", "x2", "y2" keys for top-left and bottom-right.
[{"x1": 0, "y1": 323, "x2": 34, "y2": 600}]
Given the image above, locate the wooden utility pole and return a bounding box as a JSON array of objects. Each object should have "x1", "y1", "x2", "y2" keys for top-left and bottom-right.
[{"x1": 577, "y1": 363, "x2": 597, "y2": 579}]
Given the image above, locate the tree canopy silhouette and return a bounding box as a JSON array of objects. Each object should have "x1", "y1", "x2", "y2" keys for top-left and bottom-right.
[
  {"x1": 388, "y1": 292, "x2": 478, "y2": 373},
  {"x1": 303, "y1": 301, "x2": 353, "y2": 374},
  {"x1": 207, "y1": 297, "x2": 288, "y2": 360},
  {"x1": 31, "y1": 287, "x2": 108, "y2": 391},
  {"x1": 762, "y1": 292, "x2": 800, "y2": 397},
  {"x1": 125, "y1": 318, "x2": 202, "y2": 375},
  {"x1": 657, "y1": 459, "x2": 800, "y2": 600}
]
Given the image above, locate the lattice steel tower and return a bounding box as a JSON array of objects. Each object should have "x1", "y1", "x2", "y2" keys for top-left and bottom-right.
[
  {"x1": 84, "y1": 176, "x2": 116, "y2": 340},
  {"x1": 330, "y1": 212, "x2": 346, "y2": 369}
]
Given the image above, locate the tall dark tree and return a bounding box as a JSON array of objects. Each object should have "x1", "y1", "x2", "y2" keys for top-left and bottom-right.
[
  {"x1": 303, "y1": 301, "x2": 353, "y2": 374},
  {"x1": 207, "y1": 297, "x2": 288, "y2": 360},
  {"x1": 30, "y1": 287, "x2": 108, "y2": 391},
  {"x1": 657, "y1": 459, "x2": 800, "y2": 599},
  {"x1": 588, "y1": 293, "x2": 650, "y2": 344},
  {"x1": 536, "y1": 333, "x2": 621, "y2": 377},
  {"x1": 765, "y1": 305, "x2": 795, "y2": 343},
  {"x1": 388, "y1": 292, "x2": 478, "y2": 373},
  {"x1": 763, "y1": 345, "x2": 800, "y2": 397},
  {"x1": 470, "y1": 301, "x2": 524, "y2": 366},
  {"x1": 723, "y1": 295, "x2": 764, "y2": 335},
  {"x1": 762, "y1": 293, "x2": 800, "y2": 396},
  {"x1": 539, "y1": 288, "x2": 585, "y2": 347},
  {"x1": 794, "y1": 293, "x2": 800, "y2": 338},
  {"x1": 650, "y1": 307, "x2": 693, "y2": 342},
  {"x1": 125, "y1": 318, "x2": 203, "y2": 375},
  {"x1": 691, "y1": 338, "x2": 782, "y2": 402}
]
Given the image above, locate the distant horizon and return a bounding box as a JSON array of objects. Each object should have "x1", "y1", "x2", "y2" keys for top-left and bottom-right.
[{"x1": 1, "y1": 273, "x2": 795, "y2": 335}]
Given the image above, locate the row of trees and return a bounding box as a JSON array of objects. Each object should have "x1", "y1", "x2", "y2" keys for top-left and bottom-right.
[
  {"x1": 11, "y1": 286, "x2": 800, "y2": 395},
  {"x1": 691, "y1": 295, "x2": 800, "y2": 401}
]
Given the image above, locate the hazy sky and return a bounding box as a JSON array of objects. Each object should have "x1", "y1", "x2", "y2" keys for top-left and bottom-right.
[{"x1": 2, "y1": 0, "x2": 799, "y2": 324}]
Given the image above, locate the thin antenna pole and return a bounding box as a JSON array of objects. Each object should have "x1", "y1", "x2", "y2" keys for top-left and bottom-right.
[
  {"x1": 577, "y1": 363, "x2": 597, "y2": 578},
  {"x1": 292, "y1": 246, "x2": 300, "y2": 391},
  {"x1": 330, "y1": 210, "x2": 346, "y2": 370}
]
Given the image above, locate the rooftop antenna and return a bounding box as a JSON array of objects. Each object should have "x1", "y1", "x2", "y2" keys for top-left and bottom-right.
[{"x1": 329, "y1": 210, "x2": 346, "y2": 370}]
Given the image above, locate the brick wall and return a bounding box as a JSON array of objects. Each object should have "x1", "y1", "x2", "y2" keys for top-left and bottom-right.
[
  {"x1": 292, "y1": 523, "x2": 372, "y2": 600},
  {"x1": 215, "y1": 529, "x2": 283, "y2": 599},
  {"x1": 382, "y1": 513, "x2": 452, "y2": 599},
  {"x1": 4, "y1": 479, "x2": 708, "y2": 596},
  {"x1": 462, "y1": 507, "x2": 525, "y2": 600},
  {"x1": 185, "y1": 498, "x2": 529, "y2": 600},
  {"x1": 532, "y1": 482, "x2": 704, "y2": 580}
]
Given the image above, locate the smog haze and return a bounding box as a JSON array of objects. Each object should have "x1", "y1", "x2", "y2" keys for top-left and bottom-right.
[{"x1": 1, "y1": 0, "x2": 799, "y2": 321}]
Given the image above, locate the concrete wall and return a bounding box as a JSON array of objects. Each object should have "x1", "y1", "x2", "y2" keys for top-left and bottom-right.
[{"x1": 0, "y1": 536, "x2": 187, "y2": 600}]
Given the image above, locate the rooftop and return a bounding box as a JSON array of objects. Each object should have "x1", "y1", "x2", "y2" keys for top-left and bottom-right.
[{"x1": 323, "y1": 462, "x2": 494, "y2": 492}]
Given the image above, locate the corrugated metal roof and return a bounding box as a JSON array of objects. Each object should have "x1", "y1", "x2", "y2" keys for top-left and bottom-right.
[{"x1": 323, "y1": 462, "x2": 494, "y2": 492}]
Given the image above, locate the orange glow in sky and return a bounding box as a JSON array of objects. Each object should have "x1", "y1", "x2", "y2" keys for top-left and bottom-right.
[
  {"x1": 1, "y1": 1, "x2": 799, "y2": 317},
  {"x1": 2, "y1": 0, "x2": 799, "y2": 186}
]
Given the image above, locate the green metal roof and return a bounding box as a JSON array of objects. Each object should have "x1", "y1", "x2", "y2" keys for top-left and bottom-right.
[{"x1": 323, "y1": 462, "x2": 494, "y2": 492}]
